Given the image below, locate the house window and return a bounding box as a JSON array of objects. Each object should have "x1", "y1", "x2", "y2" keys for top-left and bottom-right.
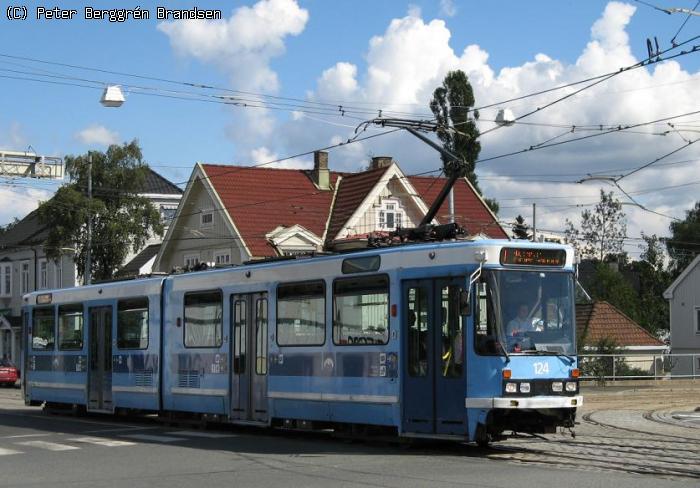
[
  {"x1": 200, "y1": 211, "x2": 213, "y2": 227},
  {"x1": 38, "y1": 259, "x2": 48, "y2": 290},
  {"x1": 213, "y1": 249, "x2": 231, "y2": 266},
  {"x1": 183, "y1": 253, "x2": 200, "y2": 268},
  {"x1": 20, "y1": 261, "x2": 30, "y2": 294},
  {"x1": 377, "y1": 199, "x2": 403, "y2": 231},
  {"x1": 696, "y1": 307, "x2": 700, "y2": 334},
  {"x1": 54, "y1": 260, "x2": 62, "y2": 288},
  {"x1": 0, "y1": 263, "x2": 11, "y2": 297},
  {"x1": 160, "y1": 205, "x2": 177, "y2": 224}
]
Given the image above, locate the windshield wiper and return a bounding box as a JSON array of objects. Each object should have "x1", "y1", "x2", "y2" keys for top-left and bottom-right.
[{"x1": 534, "y1": 350, "x2": 575, "y2": 364}]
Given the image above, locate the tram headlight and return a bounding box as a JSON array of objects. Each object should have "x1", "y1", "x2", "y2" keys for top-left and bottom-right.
[
  {"x1": 505, "y1": 382, "x2": 517, "y2": 393},
  {"x1": 519, "y1": 382, "x2": 530, "y2": 393},
  {"x1": 552, "y1": 381, "x2": 563, "y2": 392},
  {"x1": 565, "y1": 382, "x2": 577, "y2": 392}
]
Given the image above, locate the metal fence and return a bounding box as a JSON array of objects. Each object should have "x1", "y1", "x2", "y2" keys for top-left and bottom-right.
[{"x1": 578, "y1": 353, "x2": 700, "y2": 381}]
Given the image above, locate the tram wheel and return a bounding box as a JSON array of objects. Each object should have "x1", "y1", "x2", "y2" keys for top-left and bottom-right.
[{"x1": 474, "y1": 424, "x2": 491, "y2": 448}]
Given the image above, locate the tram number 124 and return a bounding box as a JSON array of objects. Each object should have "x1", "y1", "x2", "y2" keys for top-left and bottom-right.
[{"x1": 533, "y1": 362, "x2": 550, "y2": 375}]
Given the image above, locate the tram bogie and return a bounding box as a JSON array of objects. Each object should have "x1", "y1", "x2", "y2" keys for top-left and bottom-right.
[{"x1": 21, "y1": 240, "x2": 582, "y2": 444}]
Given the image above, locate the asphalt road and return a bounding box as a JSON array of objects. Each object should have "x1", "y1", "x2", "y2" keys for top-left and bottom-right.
[{"x1": 0, "y1": 386, "x2": 697, "y2": 488}]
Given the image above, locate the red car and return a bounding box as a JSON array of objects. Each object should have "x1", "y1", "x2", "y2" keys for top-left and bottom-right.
[{"x1": 0, "y1": 359, "x2": 19, "y2": 387}]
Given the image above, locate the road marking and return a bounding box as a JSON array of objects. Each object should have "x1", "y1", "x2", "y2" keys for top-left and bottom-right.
[
  {"x1": 0, "y1": 447, "x2": 23, "y2": 456},
  {"x1": 168, "y1": 430, "x2": 236, "y2": 438},
  {"x1": 122, "y1": 434, "x2": 185, "y2": 443},
  {"x1": 68, "y1": 436, "x2": 136, "y2": 447},
  {"x1": 1, "y1": 433, "x2": 51, "y2": 439},
  {"x1": 17, "y1": 440, "x2": 80, "y2": 451},
  {"x1": 83, "y1": 426, "x2": 160, "y2": 434}
]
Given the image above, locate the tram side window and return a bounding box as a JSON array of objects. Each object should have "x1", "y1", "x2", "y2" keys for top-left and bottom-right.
[
  {"x1": 184, "y1": 291, "x2": 223, "y2": 348},
  {"x1": 58, "y1": 304, "x2": 83, "y2": 350},
  {"x1": 117, "y1": 298, "x2": 149, "y2": 349},
  {"x1": 474, "y1": 281, "x2": 500, "y2": 355},
  {"x1": 333, "y1": 275, "x2": 389, "y2": 345},
  {"x1": 32, "y1": 307, "x2": 55, "y2": 351},
  {"x1": 277, "y1": 281, "x2": 325, "y2": 346}
]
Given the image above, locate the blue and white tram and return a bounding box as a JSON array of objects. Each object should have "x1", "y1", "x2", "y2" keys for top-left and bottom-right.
[{"x1": 21, "y1": 239, "x2": 581, "y2": 444}]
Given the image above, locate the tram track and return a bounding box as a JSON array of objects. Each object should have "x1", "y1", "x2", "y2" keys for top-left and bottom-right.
[{"x1": 482, "y1": 407, "x2": 700, "y2": 480}]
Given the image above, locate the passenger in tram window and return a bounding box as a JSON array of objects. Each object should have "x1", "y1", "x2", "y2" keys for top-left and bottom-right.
[{"x1": 507, "y1": 304, "x2": 535, "y2": 336}]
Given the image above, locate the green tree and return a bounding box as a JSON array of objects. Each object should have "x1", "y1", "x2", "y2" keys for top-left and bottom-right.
[
  {"x1": 429, "y1": 70, "x2": 499, "y2": 214},
  {"x1": 512, "y1": 215, "x2": 531, "y2": 240},
  {"x1": 565, "y1": 189, "x2": 627, "y2": 261},
  {"x1": 632, "y1": 233, "x2": 670, "y2": 334},
  {"x1": 666, "y1": 201, "x2": 700, "y2": 276},
  {"x1": 38, "y1": 141, "x2": 164, "y2": 282},
  {"x1": 584, "y1": 262, "x2": 640, "y2": 324}
]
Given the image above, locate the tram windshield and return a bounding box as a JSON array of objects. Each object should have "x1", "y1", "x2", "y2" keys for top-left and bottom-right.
[{"x1": 475, "y1": 270, "x2": 575, "y2": 356}]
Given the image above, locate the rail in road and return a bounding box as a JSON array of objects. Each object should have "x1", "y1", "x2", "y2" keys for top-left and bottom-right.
[{"x1": 487, "y1": 384, "x2": 700, "y2": 480}]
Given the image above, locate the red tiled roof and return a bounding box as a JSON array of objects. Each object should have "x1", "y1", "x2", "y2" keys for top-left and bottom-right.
[
  {"x1": 200, "y1": 164, "x2": 339, "y2": 257},
  {"x1": 326, "y1": 166, "x2": 390, "y2": 242},
  {"x1": 408, "y1": 176, "x2": 508, "y2": 238},
  {"x1": 198, "y1": 163, "x2": 506, "y2": 257},
  {"x1": 576, "y1": 301, "x2": 665, "y2": 347}
]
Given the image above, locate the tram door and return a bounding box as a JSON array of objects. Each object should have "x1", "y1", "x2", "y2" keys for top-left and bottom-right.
[
  {"x1": 88, "y1": 306, "x2": 113, "y2": 412},
  {"x1": 403, "y1": 279, "x2": 466, "y2": 435},
  {"x1": 230, "y1": 292, "x2": 268, "y2": 423}
]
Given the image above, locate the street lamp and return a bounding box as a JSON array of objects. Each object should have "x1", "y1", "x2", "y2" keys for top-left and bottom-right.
[{"x1": 100, "y1": 85, "x2": 125, "y2": 107}]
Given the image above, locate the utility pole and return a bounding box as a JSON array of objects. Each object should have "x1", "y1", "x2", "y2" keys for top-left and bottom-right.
[
  {"x1": 532, "y1": 203, "x2": 537, "y2": 243},
  {"x1": 85, "y1": 155, "x2": 92, "y2": 285}
]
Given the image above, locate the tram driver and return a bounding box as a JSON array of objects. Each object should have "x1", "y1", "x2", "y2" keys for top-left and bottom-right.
[{"x1": 507, "y1": 303, "x2": 535, "y2": 336}]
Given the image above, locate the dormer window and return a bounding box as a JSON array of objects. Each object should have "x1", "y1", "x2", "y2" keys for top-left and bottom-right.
[{"x1": 377, "y1": 199, "x2": 403, "y2": 230}]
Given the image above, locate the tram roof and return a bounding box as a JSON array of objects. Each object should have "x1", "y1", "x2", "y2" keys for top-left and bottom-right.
[{"x1": 23, "y1": 239, "x2": 574, "y2": 306}]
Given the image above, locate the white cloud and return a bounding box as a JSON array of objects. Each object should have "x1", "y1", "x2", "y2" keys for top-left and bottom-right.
[
  {"x1": 158, "y1": 0, "x2": 309, "y2": 151},
  {"x1": 75, "y1": 124, "x2": 119, "y2": 146},
  {"x1": 270, "y1": 1, "x2": 700, "y2": 251},
  {"x1": 0, "y1": 187, "x2": 53, "y2": 226},
  {"x1": 439, "y1": 0, "x2": 457, "y2": 18},
  {"x1": 158, "y1": 0, "x2": 307, "y2": 93},
  {"x1": 250, "y1": 146, "x2": 310, "y2": 169}
]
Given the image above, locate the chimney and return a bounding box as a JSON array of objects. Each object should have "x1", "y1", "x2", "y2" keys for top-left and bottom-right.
[
  {"x1": 313, "y1": 150, "x2": 330, "y2": 190},
  {"x1": 370, "y1": 156, "x2": 393, "y2": 170}
]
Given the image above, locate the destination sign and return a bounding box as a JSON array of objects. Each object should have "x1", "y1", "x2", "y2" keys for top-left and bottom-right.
[{"x1": 499, "y1": 248, "x2": 566, "y2": 267}]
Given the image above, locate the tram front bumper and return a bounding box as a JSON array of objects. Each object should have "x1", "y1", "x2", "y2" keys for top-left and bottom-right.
[{"x1": 465, "y1": 395, "x2": 583, "y2": 409}]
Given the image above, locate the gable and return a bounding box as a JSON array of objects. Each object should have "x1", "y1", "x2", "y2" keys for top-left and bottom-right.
[
  {"x1": 328, "y1": 165, "x2": 433, "y2": 241},
  {"x1": 266, "y1": 224, "x2": 323, "y2": 255},
  {"x1": 154, "y1": 165, "x2": 250, "y2": 270},
  {"x1": 664, "y1": 254, "x2": 700, "y2": 300}
]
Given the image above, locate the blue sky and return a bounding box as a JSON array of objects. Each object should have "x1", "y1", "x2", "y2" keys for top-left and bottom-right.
[{"x1": 1, "y1": 1, "x2": 700, "y2": 247}]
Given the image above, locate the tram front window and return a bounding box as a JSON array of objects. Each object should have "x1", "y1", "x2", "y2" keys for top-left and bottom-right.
[{"x1": 475, "y1": 270, "x2": 575, "y2": 355}]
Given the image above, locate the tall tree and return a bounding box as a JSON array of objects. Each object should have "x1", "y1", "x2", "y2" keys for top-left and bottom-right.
[
  {"x1": 512, "y1": 215, "x2": 531, "y2": 240},
  {"x1": 429, "y1": 70, "x2": 499, "y2": 214},
  {"x1": 632, "y1": 233, "x2": 670, "y2": 334},
  {"x1": 38, "y1": 141, "x2": 164, "y2": 282},
  {"x1": 585, "y1": 262, "x2": 641, "y2": 323},
  {"x1": 565, "y1": 189, "x2": 627, "y2": 261},
  {"x1": 666, "y1": 201, "x2": 700, "y2": 276}
]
